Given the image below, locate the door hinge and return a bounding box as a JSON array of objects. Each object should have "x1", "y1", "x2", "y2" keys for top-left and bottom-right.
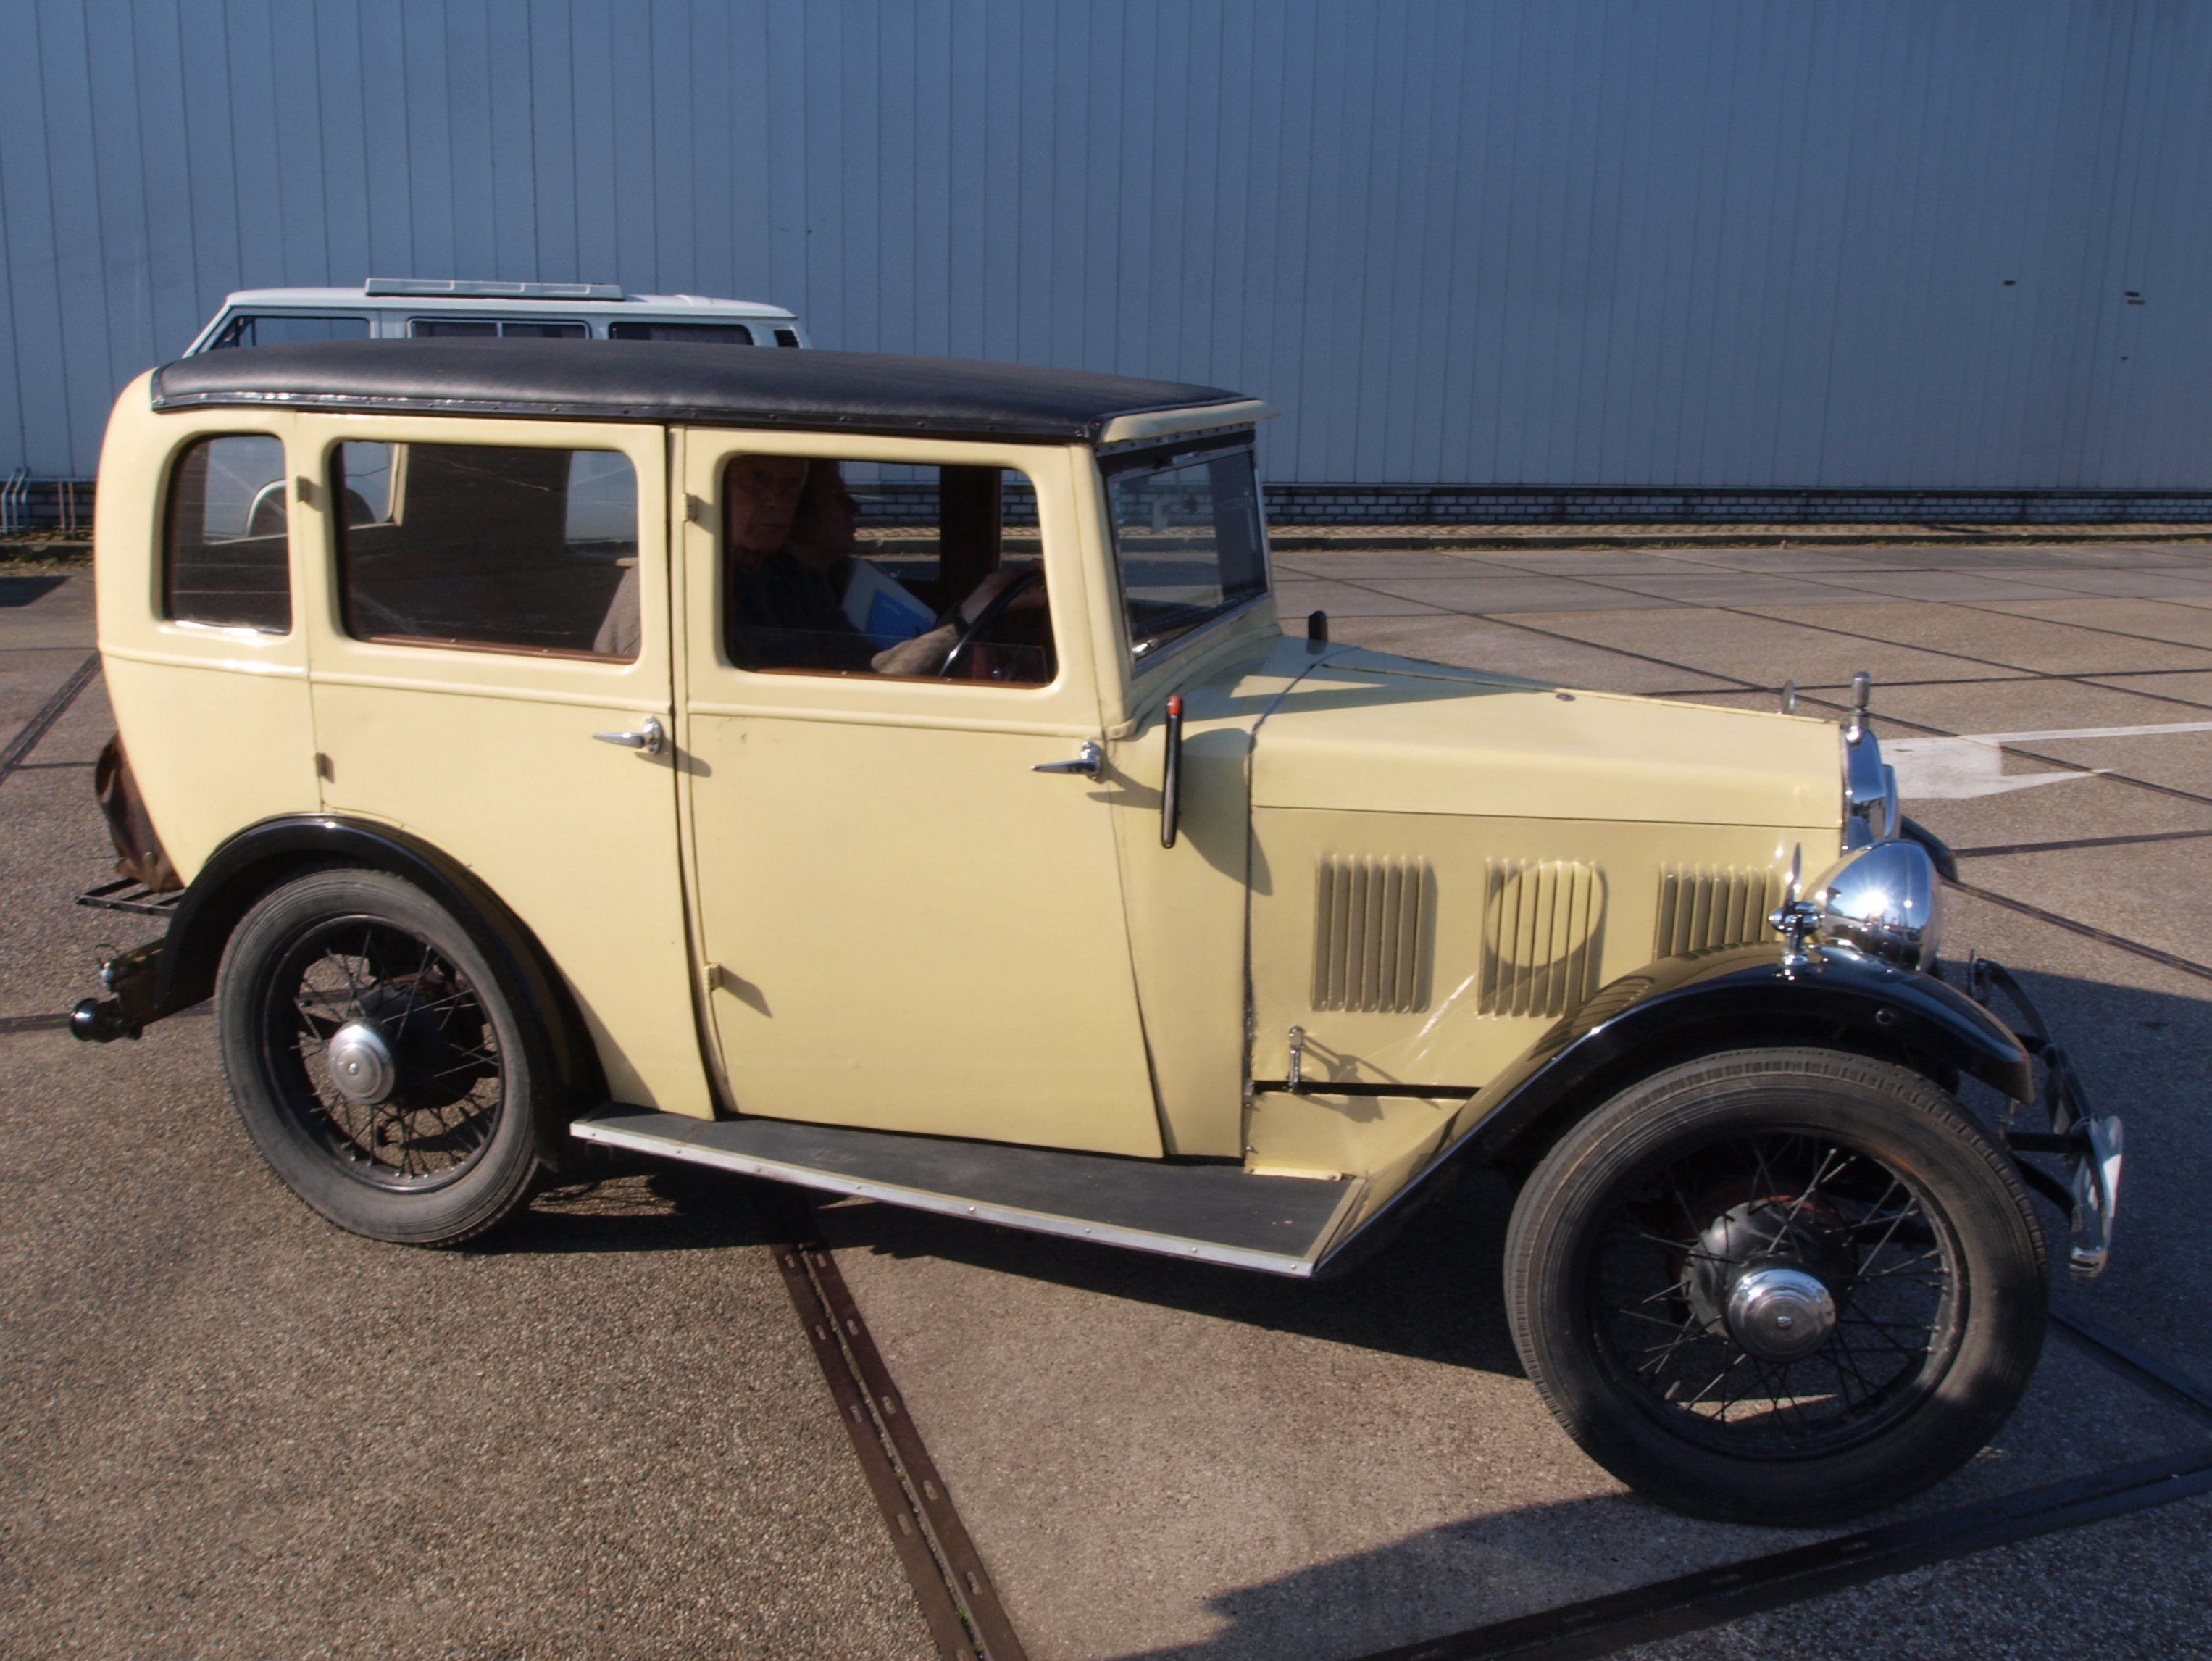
[{"x1": 684, "y1": 492, "x2": 708, "y2": 525}]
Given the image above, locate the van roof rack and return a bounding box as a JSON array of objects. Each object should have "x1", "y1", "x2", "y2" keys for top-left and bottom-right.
[{"x1": 363, "y1": 278, "x2": 627, "y2": 301}]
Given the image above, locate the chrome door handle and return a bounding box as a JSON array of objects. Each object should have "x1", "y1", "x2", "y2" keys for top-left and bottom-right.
[
  {"x1": 593, "y1": 714, "x2": 666, "y2": 755},
  {"x1": 1031, "y1": 740, "x2": 1103, "y2": 778}
]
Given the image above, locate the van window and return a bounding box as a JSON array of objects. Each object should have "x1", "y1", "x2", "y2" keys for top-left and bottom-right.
[
  {"x1": 1102, "y1": 438, "x2": 1268, "y2": 668},
  {"x1": 164, "y1": 434, "x2": 291, "y2": 631},
  {"x1": 333, "y1": 443, "x2": 639, "y2": 659},
  {"x1": 406, "y1": 318, "x2": 588, "y2": 338},
  {"x1": 609, "y1": 321, "x2": 754, "y2": 344},
  {"x1": 207, "y1": 314, "x2": 370, "y2": 349}
]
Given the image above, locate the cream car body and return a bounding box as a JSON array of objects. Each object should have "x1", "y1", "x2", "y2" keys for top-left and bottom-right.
[{"x1": 74, "y1": 338, "x2": 2120, "y2": 1526}]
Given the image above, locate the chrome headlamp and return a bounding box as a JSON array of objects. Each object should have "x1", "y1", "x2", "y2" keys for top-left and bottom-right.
[{"x1": 1805, "y1": 839, "x2": 1945, "y2": 970}]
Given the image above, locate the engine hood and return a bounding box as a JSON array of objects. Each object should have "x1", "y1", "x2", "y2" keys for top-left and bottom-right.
[{"x1": 1244, "y1": 642, "x2": 1840, "y2": 828}]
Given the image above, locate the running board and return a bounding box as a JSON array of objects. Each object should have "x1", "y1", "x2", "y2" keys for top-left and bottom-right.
[{"x1": 571, "y1": 1107, "x2": 1364, "y2": 1277}]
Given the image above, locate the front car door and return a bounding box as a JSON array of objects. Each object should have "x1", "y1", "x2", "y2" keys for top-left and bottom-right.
[
  {"x1": 675, "y1": 428, "x2": 1162, "y2": 1157},
  {"x1": 293, "y1": 412, "x2": 710, "y2": 1116}
]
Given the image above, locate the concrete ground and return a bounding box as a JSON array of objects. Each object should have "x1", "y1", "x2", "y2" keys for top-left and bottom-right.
[{"x1": 6, "y1": 541, "x2": 2212, "y2": 1659}]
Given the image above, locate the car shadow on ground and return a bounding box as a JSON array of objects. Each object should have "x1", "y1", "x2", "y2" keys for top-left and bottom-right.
[
  {"x1": 819, "y1": 1164, "x2": 1528, "y2": 1379},
  {"x1": 815, "y1": 966, "x2": 2211, "y2": 1383},
  {"x1": 475, "y1": 1154, "x2": 811, "y2": 1256},
  {"x1": 1097, "y1": 1486, "x2": 1757, "y2": 1661},
  {"x1": 484, "y1": 969, "x2": 2207, "y2": 1385}
]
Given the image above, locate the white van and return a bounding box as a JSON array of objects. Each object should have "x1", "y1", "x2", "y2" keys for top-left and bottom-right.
[{"x1": 184, "y1": 279, "x2": 809, "y2": 354}]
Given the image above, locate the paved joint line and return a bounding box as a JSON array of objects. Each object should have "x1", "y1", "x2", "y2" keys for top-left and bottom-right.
[
  {"x1": 1946, "y1": 594, "x2": 2212, "y2": 666},
  {"x1": 0, "y1": 1012, "x2": 72, "y2": 1033},
  {"x1": 2052, "y1": 1310, "x2": 2212, "y2": 1425},
  {"x1": 1344, "y1": 1316, "x2": 2212, "y2": 1661},
  {"x1": 1946, "y1": 878, "x2": 2212, "y2": 985},
  {"x1": 0, "y1": 1003, "x2": 209, "y2": 1035},
  {"x1": 773, "y1": 1239, "x2": 1027, "y2": 1661},
  {"x1": 1723, "y1": 600, "x2": 2212, "y2": 728},
  {"x1": 0, "y1": 652, "x2": 99, "y2": 784},
  {"x1": 1349, "y1": 1445, "x2": 2212, "y2": 1661},
  {"x1": 1952, "y1": 827, "x2": 2212, "y2": 859}
]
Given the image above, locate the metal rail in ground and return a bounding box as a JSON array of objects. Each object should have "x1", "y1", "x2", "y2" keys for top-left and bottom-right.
[{"x1": 774, "y1": 1236, "x2": 1027, "y2": 1661}]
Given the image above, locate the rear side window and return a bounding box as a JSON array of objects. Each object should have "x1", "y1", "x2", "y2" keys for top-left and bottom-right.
[
  {"x1": 406, "y1": 318, "x2": 587, "y2": 338},
  {"x1": 608, "y1": 321, "x2": 754, "y2": 344},
  {"x1": 333, "y1": 442, "x2": 639, "y2": 659},
  {"x1": 207, "y1": 314, "x2": 370, "y2": 349},
  {"x1": 164, "y1": 434, "x2": 291, "y2": 631}
]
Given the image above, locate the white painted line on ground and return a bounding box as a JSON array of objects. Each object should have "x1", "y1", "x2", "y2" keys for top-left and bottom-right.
[{"x1": 1891, "y1": 720, "x2": 2212, "y2": 799}]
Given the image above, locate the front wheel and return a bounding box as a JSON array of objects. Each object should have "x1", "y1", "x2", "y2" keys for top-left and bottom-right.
[
  {"x1": 216, "y1": 867, "x2": 556, "y2": 1246},
  {"x1": 1505, "y1": 1048, "x2": 2047, "y2": 1525}
]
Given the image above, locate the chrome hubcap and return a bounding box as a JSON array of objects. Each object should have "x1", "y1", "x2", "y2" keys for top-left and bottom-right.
[
  {"x1": 325, "y1": 1020, "x2": 397, "y2": 1106},
  {"x1": 1726, "y1": 1265, "x2": 1838, "y2": 1362}
]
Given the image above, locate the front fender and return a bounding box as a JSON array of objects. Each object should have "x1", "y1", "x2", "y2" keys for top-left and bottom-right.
[{"x1": 1315, "y1": 944, "x2": 2032, "y2": 1272}]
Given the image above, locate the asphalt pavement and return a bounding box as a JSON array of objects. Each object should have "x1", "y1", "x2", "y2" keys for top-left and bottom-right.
[{"x1": 6, "y1": 542, "x2": 2212, "y2": 1660}]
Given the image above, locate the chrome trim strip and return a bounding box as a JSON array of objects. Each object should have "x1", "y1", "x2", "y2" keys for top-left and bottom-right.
[
  {"x1": 1095, "y1": 402, "x2": 1277, "y2": 449},
  {"x1": 570, "y1": 1115, "x2": 1358, "y2": 1278}
]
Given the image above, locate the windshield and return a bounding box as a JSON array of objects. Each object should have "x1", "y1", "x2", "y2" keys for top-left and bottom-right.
[{"x1": 1103, "y1": 438, "x2": 1269, "y2": 667}]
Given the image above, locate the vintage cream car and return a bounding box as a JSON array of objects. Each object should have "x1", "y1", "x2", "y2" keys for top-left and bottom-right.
[{"x1": 73, "y1": 340, "x2": 2120, "y2": 1526}]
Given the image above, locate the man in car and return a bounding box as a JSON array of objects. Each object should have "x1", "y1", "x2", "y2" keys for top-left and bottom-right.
[{"x1": 596, "y1": 453, "x2": 1038, "y2": 673}]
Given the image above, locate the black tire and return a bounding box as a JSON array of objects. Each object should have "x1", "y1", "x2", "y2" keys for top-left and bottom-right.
[
  {"x1": 215, "y1": 867, "x2": 555, "y2": 1245},
  {"x1": 1504, "y1": 1047, "x2": 2046, "y2": 1526}
]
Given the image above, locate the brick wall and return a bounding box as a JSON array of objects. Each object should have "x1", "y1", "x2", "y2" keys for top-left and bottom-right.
[
  {"x1": 1256, "y1": 485, "x2": 2212, "y2": 525},
  {"x1": 12, "y1": 477, "x2": 2212, "y2": 536}
]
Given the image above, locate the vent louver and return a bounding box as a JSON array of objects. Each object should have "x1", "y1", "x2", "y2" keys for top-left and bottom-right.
[
  {"x1": 1654, "y1": 865, "x2": 1782, "y2": 957},
  {"x1": 1311, "y1": 855, "x2": 1429, "y2": 1012},
  {"x1": 1479, "y1": 860, "x2": 1605, "y2": 1019}
]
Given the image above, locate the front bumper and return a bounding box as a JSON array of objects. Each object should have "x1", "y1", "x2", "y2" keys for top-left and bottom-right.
[{"x1": 1970, "y1": 957, "x2": 2126, "y2": 1280}]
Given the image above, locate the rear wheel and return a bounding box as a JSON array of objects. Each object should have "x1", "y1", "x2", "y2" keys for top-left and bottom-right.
[
  {"x1": 216, "y1": 868, "x2": 554, "y2": 1245},
  {"x1": 1505, "y1": 1047, "x2": 2046, "y2": 1525}
]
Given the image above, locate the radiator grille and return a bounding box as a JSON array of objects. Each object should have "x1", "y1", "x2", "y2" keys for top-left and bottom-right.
[
  {"x1": 1311, "y1": 855, "x2": 1429, "y2": 1012},
  {"x1": 1479, "y1": 860, "x2": 1605, "y2": 1019},
  {"x1": 1654, "y1": 865, "x2": 1782, "y2": 956}
]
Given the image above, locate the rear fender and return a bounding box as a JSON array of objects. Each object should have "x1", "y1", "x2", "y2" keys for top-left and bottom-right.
[{"x1": 151, "y1": 814, "x2": 604, "y2": 1105}]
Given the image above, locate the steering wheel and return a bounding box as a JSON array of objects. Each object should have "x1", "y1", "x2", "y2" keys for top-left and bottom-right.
[{"x1": 938, "y1": 565, "x2": 1044, "y2": 678}]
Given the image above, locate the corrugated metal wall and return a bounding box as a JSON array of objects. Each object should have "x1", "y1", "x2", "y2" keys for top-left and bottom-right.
[{"x1": 3, "y1": 0, "x2": 2208, "y2": 488}]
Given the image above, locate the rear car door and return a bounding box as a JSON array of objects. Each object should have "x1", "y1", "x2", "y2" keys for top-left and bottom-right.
[{"x1": 292, "y1": 413, "x2": 709, "y2": 1116}]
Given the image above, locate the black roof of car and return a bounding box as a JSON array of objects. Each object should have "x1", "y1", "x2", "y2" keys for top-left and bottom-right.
[{"x1": 149, "y1": 339, "x2": 1249, "y2": 441}]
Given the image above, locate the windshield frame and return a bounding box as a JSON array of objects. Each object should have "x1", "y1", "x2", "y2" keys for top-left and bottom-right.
[{"x1": 1098, "y1": 431, "x2": 1272, "y2": 675}]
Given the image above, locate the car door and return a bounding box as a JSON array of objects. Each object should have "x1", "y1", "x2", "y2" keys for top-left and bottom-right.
[
  {"x1": 674, "y1": 428, "x2": 1162, "y2": 1157},
  {"x1": 293, "y1": 412, "x2": 711, "y2": 1117}
]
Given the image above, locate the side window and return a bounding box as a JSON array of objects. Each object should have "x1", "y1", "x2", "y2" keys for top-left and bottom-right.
[
  {"x1": 1103, "y1": 439, "x2": 1268, "y2": 668},
  {"x1": 608, "y1": 321, "x2": 754, "y2": 344},
  {"x1": 406, "y1": 318, "x2": 588, "y2": 338},
  {"x1": 333, "y1": 442, "x2": 640, "y2": 660},
  {"x1": 719, "y1": 457, "x2": 1048, "y2": 685},
  {"x1": 207, "y1": 314, "x2": 370, "y2": 349},
  {"x1": 164, "y1": 434, "x2": 291, "y2": 631}
]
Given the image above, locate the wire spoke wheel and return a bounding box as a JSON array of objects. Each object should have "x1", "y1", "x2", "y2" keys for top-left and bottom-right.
[
  {"x1": 269, "y1": 917, "x2": 505, "y2": 1190},
  {"x1": 1593, "y1": 1128, "x2": 1962, "y2": 1460},
  {"x1": 218, "y1": 868, "x2": 553, "y2": 1245},
  {"x1": 1506, "y1": 1048, "x2": 2046, "y2": 1525}
]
